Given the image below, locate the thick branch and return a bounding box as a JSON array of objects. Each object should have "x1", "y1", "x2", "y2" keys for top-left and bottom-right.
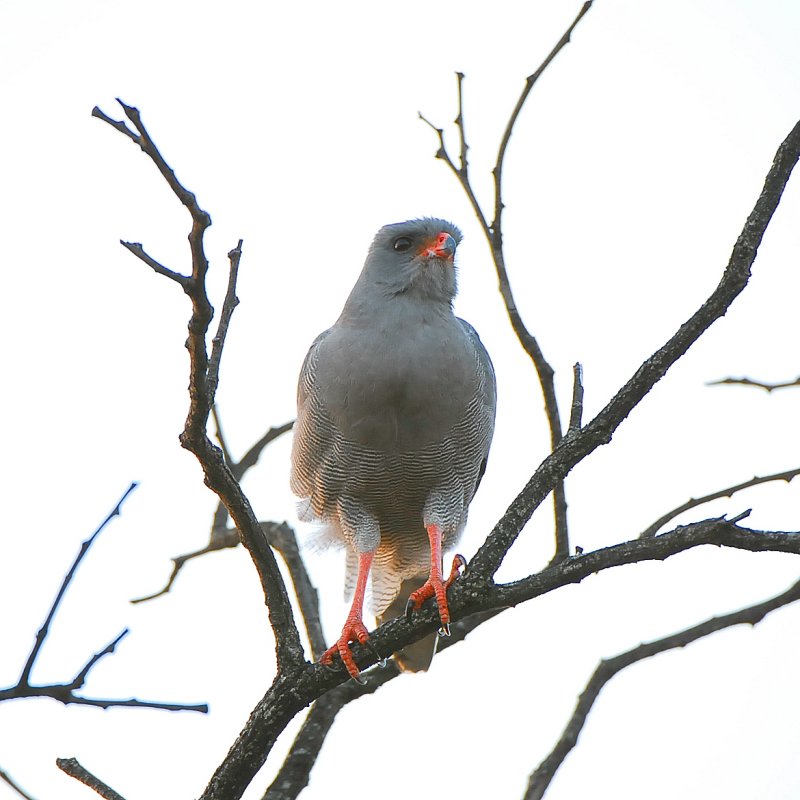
[
  {"x1": 468, "y1": 115, "x2": 800, "y2": 580},
  {"x1": 200, "y1": 514, "x2": 800, "y2": 800},
  {"x1": 524, "y1": 576, "x2": 800, "y2": 799}
]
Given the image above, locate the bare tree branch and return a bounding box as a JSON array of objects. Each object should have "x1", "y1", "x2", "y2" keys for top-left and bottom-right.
[
  {"x1": 267, "y1": 522, "x2": 327, "y2": 661},
  {"x1": 568, "y1": 363, "x2": 584, "y2": 432},
  {"x1": 197, "y1": 513, "x2": 800, "y2": 800},
  {"x1": 119, "y1": 240, "x2": 188, "y2": 285},
  {"x1": 0, "y1": 768, "x2": 38, "y2": 800},
  {"x1": 524, "y1": 576, "x2": 800, "y2": 799},
  {"x1": 56, "y1": 758, "x2": 127, "y2": 800},
  {"x1": 491, "y1": 517, "x2": 800, "y2": 611},
  {"x1": 467, "y1": 114, "x2": 800, "y2": 582},
  {"x1": 130, "y1": 419, "x2": 294, "y2": 603},
  {"x1": 2, "y1": 483, "x2": 207, "y2": 713},
  {"x1": 208, "y1": 241, "x2": 243, "y2": 404},
  {"x1": 261, "y1": 606, "x2": 504, "y2": 800},
  {"x1": 262, "y1": 662, "x2": 399, "y2": 800},
  {"x1": 95, "y1": 101, "x2": 304, "y2": 673},
  {"x1": 18, "y1": 482, "x2": 138, "y2": 686},
  {"x1": 423, "y1": 4, "x2": 593, "y2": 565},
  {"x1": 639, "y1": 466, "x2": 800, "y2": 539},
  {"x1": 708, "y1": 375, "x2": 800, "y2": 392}
]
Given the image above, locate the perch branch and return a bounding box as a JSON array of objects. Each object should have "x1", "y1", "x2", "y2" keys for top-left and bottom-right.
[
  {"x1": 200, "y1": 513, "x2": 800, "y2": 800},
  {"x1": 524, "y1": 576, "x2": 800, "y2": 799}
]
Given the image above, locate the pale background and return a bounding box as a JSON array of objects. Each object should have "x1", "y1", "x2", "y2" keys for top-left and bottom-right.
[{"x1": 1, "y1": 1, "x2": 799, "y2": 798}]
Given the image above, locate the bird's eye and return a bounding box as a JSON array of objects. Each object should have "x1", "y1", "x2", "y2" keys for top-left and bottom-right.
[{"x1": 393, "y1": 237, "x2": 412, "y2": 252}]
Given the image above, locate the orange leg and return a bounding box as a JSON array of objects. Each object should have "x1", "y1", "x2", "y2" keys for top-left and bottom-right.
[
  {"x1": 320, "y1": 551, "x2": 374, "y2": 681},
  {"x1": 406, "y1": 524, "x2": 466, "y2": 636}
]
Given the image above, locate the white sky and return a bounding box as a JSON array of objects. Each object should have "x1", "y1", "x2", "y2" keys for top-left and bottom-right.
[{"x1": 1, "y1": 1, "x2": 799, "y2": 798}]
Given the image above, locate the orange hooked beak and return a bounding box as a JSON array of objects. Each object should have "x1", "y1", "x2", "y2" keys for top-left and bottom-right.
[{"x1": 420, "y1": 232, "x2": 457, "y2": 260}]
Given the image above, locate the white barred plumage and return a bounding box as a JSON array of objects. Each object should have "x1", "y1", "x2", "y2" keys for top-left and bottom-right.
[{"x1": 290, "y1": 218, "x2": 496, "y2": 678}]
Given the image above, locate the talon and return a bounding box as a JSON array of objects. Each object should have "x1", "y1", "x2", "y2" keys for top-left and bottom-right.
[
  {"x1": 405, "y1": 597, "x2": 416, "y2": 622},
  {"x1": 320, "y1": 616, "x2": 372, "y2": 681},
  {"x1": 364, "y1": 638, "x2": 384, "y2": 664},
  {"x1": 438, "y1": 623, "x2": 451, "y2": 637},
  {"x1": 448, "y1": 553, "x2": 467, "y2": 584}
]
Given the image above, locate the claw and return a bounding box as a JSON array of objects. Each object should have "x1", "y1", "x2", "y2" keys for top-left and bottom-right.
[
  {"x1": 364, "y1": 638, "x2": 385, "y2": 666},
  {"x1": 438, "y1": 623, "x2": 451, "y2": 637},
  {"x1": 320, "y1": 616, "x2": 371, "y2": 681}
]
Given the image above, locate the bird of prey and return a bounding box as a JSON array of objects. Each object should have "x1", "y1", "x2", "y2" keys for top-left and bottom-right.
[{"x1": 291, "y1": 218, "x2": 496, "y2": 680}]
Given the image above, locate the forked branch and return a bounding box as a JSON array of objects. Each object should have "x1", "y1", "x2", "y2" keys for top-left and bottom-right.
[
  {"x1": 0, "y1": 484, "x2": 205, "y2": 713},
  {"x1": 421, "y1": 3, "x2": 594, "y2": 564},
  {"x1": 93, "y1": 101, "x2": 303, "y2": 672}
]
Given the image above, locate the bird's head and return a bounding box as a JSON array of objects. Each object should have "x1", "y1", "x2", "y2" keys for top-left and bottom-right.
[{"x1": 363, "y1": 218, "x2": 463, "y2": 305}]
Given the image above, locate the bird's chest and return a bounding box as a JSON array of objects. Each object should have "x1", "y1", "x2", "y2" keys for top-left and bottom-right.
[{"x1": 318, "y1": 320, "x2": 474, "y2": 452}]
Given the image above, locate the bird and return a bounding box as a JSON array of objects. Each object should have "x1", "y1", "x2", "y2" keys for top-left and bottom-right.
[{"x1": 290, "y1": 218, "x2": 496, "y2": 680}]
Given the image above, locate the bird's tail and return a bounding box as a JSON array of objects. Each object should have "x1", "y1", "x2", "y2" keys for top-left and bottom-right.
[{"x1": 376, "y1": 574, "x2": 437, "y2": 672}]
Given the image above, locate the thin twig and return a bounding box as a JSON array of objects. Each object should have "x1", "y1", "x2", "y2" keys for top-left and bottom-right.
[
  {"x1": 212, "y1": 404, "x2": 234, "y2": 465},
  {"x1": 120, "y1": 241, "x2": 188, "y2": 285},
  {"x1": 18, "y1": 483, "x2": 138, "y2": 687},
  {"x1": 208, "y1": 240, "x2": 243, "y2": 404},
  {"x1": 639, "y1": 467, "x2": 800, "y2": 538},
  {"x1": 130, "y1": 531, "x2": 240, "y2": 604},
  {"x1": 568, "y1": 363, "x2": 584, "y2": 432},
  {"x1": 56, "y1": 758, "x2": 127, "y2": 800},
  {"x1": 0, "y1": 768, "x2": 38, "y2": 800},
  {"x1": 524, "y1": 576, "x2": 800, "y2": 799},
  {"x1": 708, "y1": 375, "x2": 800, "y2": 392},
  {"x1": 0, "y1": 681, "x2": 208, "y2": 711},
  {"x1": 233, "y1": 421, "x2": 295, "y2": 480},
  {"x1": 69, "y1": 629, "x2": 129, "y2": 689}
]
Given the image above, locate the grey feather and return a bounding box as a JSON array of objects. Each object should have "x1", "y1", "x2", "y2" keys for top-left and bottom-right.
[{"x1": 291, "y1": 218, "x2": 496, "y2": 665}]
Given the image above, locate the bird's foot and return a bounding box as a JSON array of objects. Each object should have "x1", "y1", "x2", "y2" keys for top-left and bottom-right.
[
  {"x1": 320, "y1": 616, "x2": 373, "y2": 683},
  {"x1": 405, "y1": 554, "x2": 467, "y2": 636}
]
